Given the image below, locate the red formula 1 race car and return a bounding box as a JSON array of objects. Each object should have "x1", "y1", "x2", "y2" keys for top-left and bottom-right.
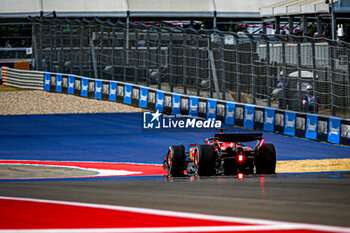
[{"x1": 163, "y1": 129, "x2": 276, "y2": 177}]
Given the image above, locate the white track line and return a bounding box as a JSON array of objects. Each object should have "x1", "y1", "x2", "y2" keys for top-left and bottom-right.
[
  {"x1": 1, "y1": 196, "x2": 349, "y2": 233},
  {"x1": 0, "y1": 163, "x2": 142, "y2": 177}
]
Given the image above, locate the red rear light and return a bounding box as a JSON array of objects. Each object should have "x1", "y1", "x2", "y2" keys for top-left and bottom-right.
[
  {"x1": 258, "y1": 139, "x2": 265, "y2": 148},
  {"x1": 238, "y1": 173, "x2": 244, "y2": 180},
  {"x1": 238, "y1": 154, "x2": 244, "y2": 162}
]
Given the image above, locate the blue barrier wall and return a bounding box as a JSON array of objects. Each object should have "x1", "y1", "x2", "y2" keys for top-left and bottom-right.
[
  {"x1": 0, "y1": 113, "x2": 349, "y2": 163},
  {"x1": 36, "y1": 72, "x2": 350, "y2": 146}
]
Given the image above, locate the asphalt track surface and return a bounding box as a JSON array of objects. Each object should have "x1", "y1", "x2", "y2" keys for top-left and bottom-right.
[
  {"x1": 1, "y1": 173, "x2": 350, "y2": 228},
  {"x1": 0, "y1": 113, "x2": 350, "y2": 229}
]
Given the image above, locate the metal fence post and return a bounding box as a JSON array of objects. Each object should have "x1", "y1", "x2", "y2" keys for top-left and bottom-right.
[
  {"x1": 183, "y1": 32, "x2": 187, "y2": 95},
  {"x1": 157, "y1": 29, "x2": 162, "y2": 90},
  {"x1": 208, "y1": 37, "x2": 213, "y2": 98},
  {"x1": 249, "y1": 35, "x2": 256, "y2": 104},
  {"x1": 281, "y1": 37, "x2": 287, "y2": 109},
  {"x1": 347, "y1": 45, "x2": 350, "y2": 117},
  {"x1": 265, "y1": 36, "x2": 271, "y2": 107},
  {"x1": 32, "y1": 22, "x2": 39, "y2": 71},
  {"x1": 111, "y1": 24, "x2": 115, "y2": 80},
  {"x1": 311, "y1": 39, "x2": 318, "y2": 113},
  {"x1": 146, "y1": 28, "x2": 150, "y2": 87},
  {"x1": 234, "y1": 35, "x2": 241, "y2": 103},
  {"x1": 59, "y1": 23, "x2": 64, "y2": 73},
  {"x1": 195, "y1": 32, "x2": 200, "y2": 96},
  {"x1": 134, "y1": 28, "x2": 139, "y2": 84},
  {"x1": 100, "y1": 22, "x2": 104, "y2": 80},
  {"x1": 122, "y1": 22, "x2": 127, "y2": 82},
  {"x1": 69, "y1": 22, "x2": 74, "y2": 74},
  {"x1": 329, "y1": 41, "x2": 336, "y2": 116},
  {"x1": 169, "y1": 32, "x2": 174, "y2": 92},
  {"x1": 79, "y1": 23, "x2": 84, "y2": 76},
  {"x1": 220, "y1": 34, "x2": 226, "y2": 100},
  {"x1": 49, "y1": 23, "x2": 53, "y2": 72},
  {"x1": 38, "y1": 22, "x2": 43, "y2": 71},
  {"x1": 297, "y1": 37, "x2": 302, "y2": 112}
]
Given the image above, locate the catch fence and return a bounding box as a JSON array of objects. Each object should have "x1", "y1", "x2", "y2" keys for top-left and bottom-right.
[{"x1": 29, "y1": 18, "x2": 350, "y2": 117}]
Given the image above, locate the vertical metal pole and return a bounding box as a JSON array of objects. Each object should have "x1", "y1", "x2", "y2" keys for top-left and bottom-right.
[
  {"x1": 331, "y1": 0, "x2": 336, "y2": 41},
  {"x1": 196, "y1": 32, "x2": 200, "y2": 96},
  {"x1": 297, "y1": 40, "x2": 302, "y2": 111},
  {"x1": 135, "y1": 29, "x2": 139, "y2": 84},
  {"x1": 281, "y1": 39, "x2": 287, "y2": 109},
  {"x1": 330, "y1": 42, "x2": 336, "y2": 116},
  {"x1": 347, "y1": 46, "x2": 350, "y2": 117},
  {"x1": 123, "y1": 25, "x2": 127, "y2": 82},
  {"x1": 158, "y1": 30, "x2": 162, "y2": 90},
  {"x1": 90, "y1": 37, "x2": 98, "y2": 79},
  {"x1": 301, "y1": 15, "x2": 308, "y2": 36},
  {"x1": 235, "y1": 37, "x2": 241, "y2": 102},
  {"x1": 60, "y1": 24, "x2": 64, "y2": 73},
  {"x1": 111, "y1": 25, "x2": 115, "y2": 80},
  {"x1": 100, "y1": 23, "x2": 104, "y2": 80},
  {"x1": 183, "y1": 33, "x2": 187, "y2": 95},
  {"x1": 38, "y1": 22, "x2": 43, "y2": 71},
  {"x1": 53, "y1": 22, "x2": 57, "y2": 71},
  {"x1": 79, "y1": 24, "x2": 84, "y2": 76},
  {"x1": 262, "y1": 22, "x2": 267, "y2": 34},
  {"x1": 69, "y1": 23, "x2": 73, "y2": 74},
  {"x1": 208, "y1": 37, "x2": 213, "y2": 98},
  {"x1": 311, "y1": 40, "x2": 317, "y2": 113},
  {"x1": 49, "y1": 24, "x2": 53, "y2": 72},
  {"x1": 275, "y1": 17, "x2": 280, "y2": 34},
  {"x1": 32, "y1": 23, "x2": 39, "y2": 70},
  {"x1": 317, "y1": 15, "x2": 323, "y2": 37},
  {"x1": 288, "y1": 16, "x2": 294, "y2": 34},
  {"x1": 169, "y1": 32, "x2": 174, "y2": 92},
  {"x1": 220, "y1": 35, "x2": 226, "y2": 100},
  {"x1": 146, "y1": 29, "x2": 150, "y2": 87},
  {"x1": 266, "y1": 38, "x2": 271, "y2": 107},
  {"x1": 251, "y1": 37, "x2": 256, "y2": 104}
]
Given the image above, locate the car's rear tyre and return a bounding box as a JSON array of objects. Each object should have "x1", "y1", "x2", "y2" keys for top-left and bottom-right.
[
  {"x1": 255, "y1": 143, "x2": 276, "y2": 174},
  {"x1": 195, "y1": 145, "x2": 216, "y2": 176},
  {"x1": 167, "y1": 145, "x2": 185, "y2": 177}
]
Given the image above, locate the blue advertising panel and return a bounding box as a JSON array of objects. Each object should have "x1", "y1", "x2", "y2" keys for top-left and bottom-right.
[
  {"x1": 263, "y1": 108, "x2": 275, "y2": 132},
  {"x1": 189, "y1": 96, "x2": 199, "y2": 117},
  {"x1": 171, "y1": 93, "x2": 181, "y2": 115},
  {"x1": 284, "y1": 111, "x2": 296, "y2": 136},
  {"x1": 243, "y1": 105, "x2": 255, "y2": 129},
  {"x1": 305, "y1": 114, "x2": 318, "y2": 139},
  {"x1": 155, "y1": 90, "x2": 165, "y2": 113},
  {"x1": 139, "y1": 87, "x2": 149, "y2": 108},
  {"x1": 328, "y1": 117, "x2": 341, "y2": 144},
  {"x1": 225, "y1": 102, "x2": 236, "y2": 125},
  {"x1": 123, "y1": 83, "x2": 132, "y2": 104},
  {"x1": 108, "y1": 81, "x2": 117, "y2": 101},
  {"x1": 44, "y1": 73, "x2": 51, "y2": 91},
  {"x1": 94, "y1": 80, "x2": 102, "y2": 100},
  {"x1": 55, "y1": 74, "x2": 62, "y2": 93},
  {"x1": 206, "y1": 99, "x2": 217, "y2": 120},
  {"x1": 67, "y1": 75, "x2": 75, "y2": 94},
  {"x1": 81, "y1": 77, "x2": 89, "y2": 97}
]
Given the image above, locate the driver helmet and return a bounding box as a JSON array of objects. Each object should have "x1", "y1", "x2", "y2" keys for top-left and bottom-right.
[
  {"x1": 306, "y1": 85, "x2": 313, "y2": 90},
  {"x1": 280, "y1": 71, "x2": 283, "y2": 76}
]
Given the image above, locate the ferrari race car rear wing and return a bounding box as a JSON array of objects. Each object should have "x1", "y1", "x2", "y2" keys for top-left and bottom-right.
[{"x1": 212, "y1": 133, "x2": 263, "y2": 142}]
